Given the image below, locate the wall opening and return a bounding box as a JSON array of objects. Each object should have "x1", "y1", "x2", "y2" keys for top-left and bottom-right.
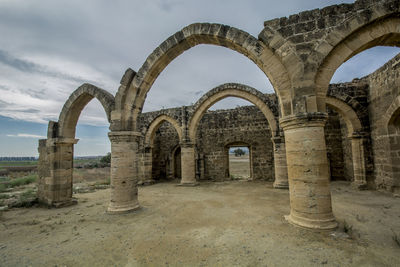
[
  {"x1": 388, "y1": 108, "x2": 400, "y2": 192},
  {"x1": 172, "y1": 145, "x2": 181, "y2": 180},
  {"x1": 324, "y1": 107, "x2": 353, "y2": 181},
  {"x1": 73, "y1": 100, "x2": 111, "y2": 193},
  {"x1": 227, "y1": 145, "x2": 251, "y2": 180},
  {"x1": 151, "y1": 120, "x2": 180, "y2": 181}
]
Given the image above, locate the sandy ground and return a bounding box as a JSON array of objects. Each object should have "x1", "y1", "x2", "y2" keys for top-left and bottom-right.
[
  {"x1": 229, "y1": 155, "x2": 250, "y2": 179},
  {"x1": 0, "y1": 181, "x2": 399, "y2": 267}
]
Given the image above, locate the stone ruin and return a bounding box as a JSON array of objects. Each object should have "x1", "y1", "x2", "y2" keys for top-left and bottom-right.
[{"x1": 36, "y1": 0, "x2": 400, "y2": 230}]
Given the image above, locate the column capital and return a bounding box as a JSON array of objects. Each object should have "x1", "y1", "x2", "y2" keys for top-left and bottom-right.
[
  {"x1": 47, "y1": 138, "x2": 79, "y2": 146},
  {"x1": 349, "y1": 131, "x2": 368, "y2": 140},
  {"x1": 108, "y1": 131, "x2": 142, "y2": 142},
  {"x1": 279, "y1": 112, "x2": 328, "y2": 131},
  {"x1": 180, "y1": 141, "x2": 194, "y2": 148}
]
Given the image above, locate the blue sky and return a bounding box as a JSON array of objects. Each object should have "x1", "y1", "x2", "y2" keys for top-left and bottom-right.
[{"x1": 0, "y1": 0, "x2": 399, "y2": 156}]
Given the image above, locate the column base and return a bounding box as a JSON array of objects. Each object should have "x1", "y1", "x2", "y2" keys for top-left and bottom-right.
[
  {"x1": 351, "y1": 181, "x2": 368, "y2": 190},
  {"x1": 107, "y1": 202, "x2": 140, "y2": 214},
  {"x1": 284, "y1": 213, "x2": 338, "y2": 230},
  {"x1": 41, "y1": 198, "x2": 78, "y2": 208},
  {"x1": 138, "y1": 179, "x2": 156, "y2": 186},
  {"x1": 273, "y1": 181, "x2": 289, "y2": 189}
]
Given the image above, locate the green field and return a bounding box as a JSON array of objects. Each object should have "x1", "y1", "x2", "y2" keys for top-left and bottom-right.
[{"x1": 0, "y1": 161, "x2": 37, "y2": 168}]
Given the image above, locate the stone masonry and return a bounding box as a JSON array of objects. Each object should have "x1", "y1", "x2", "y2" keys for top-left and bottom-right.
[{"x1": 37, "y1": 0, "x2": 400, "y2": 230}]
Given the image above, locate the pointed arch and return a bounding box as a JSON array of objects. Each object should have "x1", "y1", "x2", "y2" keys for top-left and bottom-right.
[
  {"x1": 144, "y1": 114, "x2": 183, "y2": 146},
  {"x1": 114, "y1": 23, "x2": 292, "y2": 129},
  {"x1": 315, "y1": 13, "x2": 400, "y2": 96},
  {"x1": 58, "y1": 83, "x2": 115, "y2": 139},
  {"x1": 188, "y1": 83, "x2": 279, "y2": 142},
  {"x1": 325, "y1": 96, "x2": 362, "y2": 136}
]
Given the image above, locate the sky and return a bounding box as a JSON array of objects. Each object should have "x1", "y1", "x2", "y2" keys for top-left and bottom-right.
[{"x1": 0, "y1": 0, "x2": 399, "y2": 156}]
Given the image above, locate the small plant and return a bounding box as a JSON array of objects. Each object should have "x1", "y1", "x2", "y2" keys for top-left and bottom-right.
[
  {"x1": 0, "y1": 194, "x2": 11, "y2": 199},
  {"x1": 16, "y1": 189, "x2": 37, "y2": 207},
  {"x1": 0, "y1": 184, "x2": 7, "y2": 193},
  {"x1": 343, "y1": 220, "x2": 353, "y2": 234},
  {"x1": 100, "y1": 153, "x2": 111, "y2": 165},
  {"x1": 8, "y1": 174, "x2": 37, "y2": 188}
]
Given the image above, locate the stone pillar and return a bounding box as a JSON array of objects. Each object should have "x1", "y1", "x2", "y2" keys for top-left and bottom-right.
[
  {"x1": 272, "y1": 135, "x2": 289, "y2": 189},
  {"x1": 350, "y1": 133, "x2": 367, "y2": 189},
  {"x1": 140, "y1": 146, "x2": 155, "y2": 185},
  {"x1": 108, "y1": 131, "x2": 141, "y2": 213},
  {"x1": 37, "y1": 138, "x2": 78, "y2": 207},
  {"x1": 180, "y1": 142, "x2": 197, "y2": 185},
  {"x1": 280, "y1": 113, "x2": 337, "y2": 230}
]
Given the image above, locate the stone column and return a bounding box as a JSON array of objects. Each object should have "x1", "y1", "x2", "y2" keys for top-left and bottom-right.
[
  {"x1": 108, "y1": 131, "x2": 141, "y2": 213},
  {"x1": 180, "y1": 142, "x2": 197, "y2": 185},
  {"x1": 272, "y1": 135, "x2": 289, "y2": 189},
  {"x1": 280, "y1": 113, "x2": 337, "y2": 230},
  {"x1": 37, "y1": 138, "x2": 78, "y2": 207},
  {"x1": 140, "y1": 146, "x2": 155, "y2": 185},
  {"x1": 350, "y1": 133, "x2": 367, "y2": 189}
]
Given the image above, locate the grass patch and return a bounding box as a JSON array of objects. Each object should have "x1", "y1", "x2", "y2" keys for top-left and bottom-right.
[
  {"x1": 0, "y1": 174, "x2": 37, "y2": 192},
  {"x1": 0, "y1": 161, "x2": 37, "y2": 167},
  {"x1": 14, "y1": 189, "x2": 37, "y2": 207},
  {"x1": 0, "y1": 194, "x2": 11, "y2": 199},
  {"x1": 95, "y1": 177, "x2": 110, "y2": 186},
  {"x1": 0, "y1": 184, "x2": 7, "y2": 193},
  {"x1": 9, "y1": 174, "x2": 37, "y2": 187}
]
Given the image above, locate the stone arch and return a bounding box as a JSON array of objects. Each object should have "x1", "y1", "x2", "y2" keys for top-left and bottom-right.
[
  {"x1": 326, "y1": 96, "x2": 368, "y2": 188},
  {"x1": 114, "y1": 23, "x2": 292, "y2": 129},
  {"x1": 315, "y1": 14, "x2": 400, "y2": 96},
  {"x1": 325, "y1": 96, "x2": 362, "y2": 136},
  {"x1": 58, "y1": 83, "x2": 115, "y2": 138},
  {"x1": 188, "y1": 83, "x2": 279, "y2": 142},
  {"x1": 144, "y1": 114, "x2": 183, "y2": 146},
  {"x1": 383, "y1": 95, "x2": 400, "y2": 132},
  {"x1": 383, "y1": 95, "x2": 400, "y2": 186}
]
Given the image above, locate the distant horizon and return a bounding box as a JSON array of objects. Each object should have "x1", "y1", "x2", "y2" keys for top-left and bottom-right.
[
  {"x1": 1, "y1": 48, "x2": 400, "y2": 157},
  {"x1": 0, "y1": 1, "x2": 399, "y2": 157}
]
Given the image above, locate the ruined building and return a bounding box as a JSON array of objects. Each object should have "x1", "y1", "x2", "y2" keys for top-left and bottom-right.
[{"x1": 37, "y1": 0, "x2": 400, "y2": 230}]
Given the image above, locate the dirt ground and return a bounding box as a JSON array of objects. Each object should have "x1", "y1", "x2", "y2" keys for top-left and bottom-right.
[
  {"x1": 229, "y1": 155, "x2": 250, "y2": 179},
  {"x1": 0, "y1": 181, "x2": 399, "y2": 267}
]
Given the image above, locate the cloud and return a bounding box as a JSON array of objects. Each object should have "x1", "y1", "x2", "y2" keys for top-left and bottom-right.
[
  {"x1": 0, "y1": 0, "x2": 399, "y2": 156},
  {"x1": 7, "y1": 133, "x2": 46, "y2": 138}
]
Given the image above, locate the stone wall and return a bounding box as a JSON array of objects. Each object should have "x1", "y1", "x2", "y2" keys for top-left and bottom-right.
[
  {"x1": 196, "y1": 106, "x2": 273, "y2": 181},
  {"x1": 137, "y1": 54, "x2": 400, "y2": 189},
  {"x1": 366, "y1": 53, "x2": 400, "y2": 192},
  {"x1": 325, "y1": 108, "x2": 346, "y2": 181}
]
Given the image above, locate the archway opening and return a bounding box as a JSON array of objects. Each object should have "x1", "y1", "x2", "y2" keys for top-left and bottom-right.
[
  {"x1": 142, "y1": 45, "x2": 274, "y2": 114},
  {"x1": 173, "y1": 146, "x2": 182, "y2": 180},
  {"x1": 324, "y1": 107, "x2": 352, "y2": 181},
  {"x1": 194, "y1": 96, "x2": 274, "y2": 182},
  {"x1": 73, "y1": 100, "x2": 111, "y2": 193},
  {"x1": 387, "y1": 106, "x2": 400, "y2": 193},
  {"x1": 327, "y1": 46, "x2": 400, "y2": 189},
  {"x1": 227, "y1": 145, "x2": 251, "y2": 180},
  {"x1": 150, "y1": 120, "x2": 181, "y2": 181}
]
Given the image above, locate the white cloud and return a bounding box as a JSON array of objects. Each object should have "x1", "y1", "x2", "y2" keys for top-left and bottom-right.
[{"x1": 7, "y1": 133, "x2": 46, "y2": 138}]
